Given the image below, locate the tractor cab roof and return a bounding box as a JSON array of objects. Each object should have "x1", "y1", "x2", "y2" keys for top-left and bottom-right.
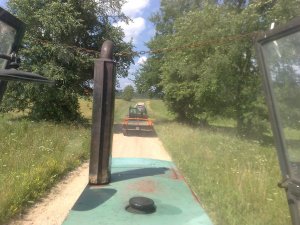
[{"x1": 135, "y1": 102, "x2": 145, "y2": 107}]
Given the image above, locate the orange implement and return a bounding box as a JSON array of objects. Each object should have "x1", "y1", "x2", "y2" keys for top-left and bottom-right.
[{"x1": 122, "y1": 117, "x2": 153, "y2": 135}]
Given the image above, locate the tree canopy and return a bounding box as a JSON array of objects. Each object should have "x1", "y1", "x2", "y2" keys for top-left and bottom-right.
[
  {"x1": 1, "y1": 0, "x2": 133, "y2": 121},
  {"x1": 135, "y1": 0, "x2": 300, "y2": 136},
  {"x1": 122, "y1": 85, "x2": 134, "y2": 101}
]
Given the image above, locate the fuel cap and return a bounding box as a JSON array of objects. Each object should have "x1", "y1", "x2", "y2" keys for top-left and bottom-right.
[{"x1": 126, "y1": 196, "x2": 156, "y2": 214}]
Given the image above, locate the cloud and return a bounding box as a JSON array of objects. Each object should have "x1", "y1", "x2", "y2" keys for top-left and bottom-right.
[
  {"x1": 117, "y1": 77, "x2": 135, "y2": 89},
  {"x1": 114, "y1": 17, "x2": 145, "y2": 43},
  {"x1": 122, "y1": 0, "x2": 150, "y2": 17},
  {"x1": 137, "y1": 56, "x2": 147, "y2": 65}
]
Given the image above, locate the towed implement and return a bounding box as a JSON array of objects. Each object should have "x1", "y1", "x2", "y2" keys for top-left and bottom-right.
[{"x1": 122, "y1": 102, "x2": 154, "y2": 135}]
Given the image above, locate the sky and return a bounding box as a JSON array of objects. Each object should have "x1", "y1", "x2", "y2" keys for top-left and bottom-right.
[
  {"x1": 0, "y1": 0, "x2": 160, "y2": 90},
  {"x1": 113, "y1": 0, "x2": 160, "y2": 89},
  {"x1": 0, "y1": 0, "x2": 6, "y2": 8}
]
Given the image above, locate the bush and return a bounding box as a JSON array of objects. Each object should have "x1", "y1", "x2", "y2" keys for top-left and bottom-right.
[{"x1": 122, "y1": 85, "x2": 134, "y2": 101}]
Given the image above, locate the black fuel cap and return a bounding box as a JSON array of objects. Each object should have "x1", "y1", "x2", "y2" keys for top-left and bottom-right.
[{"x1": 126, "y1": 196, "x2": 156, "y2": 214}]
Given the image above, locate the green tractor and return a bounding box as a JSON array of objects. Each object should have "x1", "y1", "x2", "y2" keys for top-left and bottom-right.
[
  {"x1": 123, "y1": 102, "x2": 153, "y2": 135},
  {"x1": 129, "y1": 102, "x2": 148, "y2": 119}
]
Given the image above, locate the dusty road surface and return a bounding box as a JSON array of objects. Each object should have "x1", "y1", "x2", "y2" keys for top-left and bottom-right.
[
  {"x1": 10, "y1": 127, "x2": 171, "y2": 225},
  {"x1": 112, "y1": 125, "x2": 171, "y2": 161}
]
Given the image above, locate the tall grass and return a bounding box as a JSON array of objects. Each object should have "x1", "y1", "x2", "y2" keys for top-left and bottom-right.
[
  {"x1": 0, "y1": 98, "x2": 147, "y2": 224},
  {"x1": 147, "y1": 100, "x2": 291, "y2": 225},
  {"x1": 145, "y1": 99, "x2": 175, "y2": 122},
  {"x1": 0, "y1": 116, "x2": 90, "y2": 224}
]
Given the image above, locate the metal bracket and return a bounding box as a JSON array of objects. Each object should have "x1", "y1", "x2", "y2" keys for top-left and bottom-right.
[
  {"x1": 278, "y1": 176, "x2": 300, "y2": 199},
  {"x1": 0, "y1": 52, "x2": 20, "y2": 69},
  {"x1": 278, "y1": 176, "x2": 290, "y2": 189}
]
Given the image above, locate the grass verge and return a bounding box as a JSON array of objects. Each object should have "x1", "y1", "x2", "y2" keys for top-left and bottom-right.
[
  {"x1": 0, "y1": 98, "x2": 144, "y2": 224},
  {"x1": 147, "y1": 99, "x2": 291, "y2": 225},
  {"x1": 0, "y1": 114, "x2": 90, "y2": 224}
]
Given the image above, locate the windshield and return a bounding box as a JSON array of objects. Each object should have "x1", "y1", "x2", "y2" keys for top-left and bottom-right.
[
  {"x1": 262, "y1": 31, "x2": 300, "y2": 179},
  {"x1": 0, "y1": 20, "x2": 16, "y2": 68}
]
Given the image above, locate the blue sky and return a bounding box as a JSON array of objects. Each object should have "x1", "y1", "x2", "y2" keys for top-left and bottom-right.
[
  {"x1": 114, "y1": 0, "x2": 160, "y2": 89},
  {"x1": 0, "y1": 0, "x2": 6, "y2": 8},
  {"x1": 0, "y1": 0, "x2": 160, "y2": 89}
]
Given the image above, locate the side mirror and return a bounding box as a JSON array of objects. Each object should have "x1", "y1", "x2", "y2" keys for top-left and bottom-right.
[
  {"x1": 0, "y1": 7, "x2": 24, "y2": 70},
  {"x1": 0, "y1": 7, "x2": 54, "y2": 104}
]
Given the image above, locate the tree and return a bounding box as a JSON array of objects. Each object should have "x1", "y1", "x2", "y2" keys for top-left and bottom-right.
[
  {"x1": 1, "y1": 0, "x2": 133, "y2": 121},
  {"x1": 135, "y1": 0, "x2": 206, "y2": 98},
  {"x1": 135, "y1": 57, "x2": 163, "y2": 98},
  {"x1": 159, "y1": 3, "x2": 272, "y2": 133},
  {"x1": 122, "y1": 85, "x2": 134, "y2": 101},
  {"x1": 135, "y1": 0, "x2": 300, "y2": 136}
]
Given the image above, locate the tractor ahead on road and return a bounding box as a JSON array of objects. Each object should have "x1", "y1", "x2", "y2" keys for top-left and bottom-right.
[{"x1": 122, "y1": 102, "x2": 154, "y2": 136}]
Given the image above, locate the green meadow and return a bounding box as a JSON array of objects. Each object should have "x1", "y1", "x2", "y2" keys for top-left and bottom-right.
[
  {"x1": 146, "y1": 99, "x2": 291, "y2": 225},
  {"x1": 0, "y1": 114, "x2": 90, "y2": 224},
  {"x1": 0, "y1": 98, "x2": 292, "y2": 225}
]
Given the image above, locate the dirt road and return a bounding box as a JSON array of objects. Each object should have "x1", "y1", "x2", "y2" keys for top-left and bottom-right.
[{"x1": 10, "y1": 127, "x2": 171, "y2": 225}]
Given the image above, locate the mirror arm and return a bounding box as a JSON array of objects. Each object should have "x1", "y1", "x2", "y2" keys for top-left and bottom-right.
[
  {"x1": 0, "y1": 52, "x2": 20, "y2": 69},
  {"x1": 0, "y1": 53, "x2": 13, "y2": 61},
  {"x1": 0, "y1": 69, "x2": 54, "y2": 85}
]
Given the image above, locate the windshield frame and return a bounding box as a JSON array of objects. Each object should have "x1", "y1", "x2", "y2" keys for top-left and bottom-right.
[
  {"x1": 255, "y1": 17, "x2": 300, "y2": 179},
  {"x1": 255, "y1": 17, "x2": 300, "y2": 225}
]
